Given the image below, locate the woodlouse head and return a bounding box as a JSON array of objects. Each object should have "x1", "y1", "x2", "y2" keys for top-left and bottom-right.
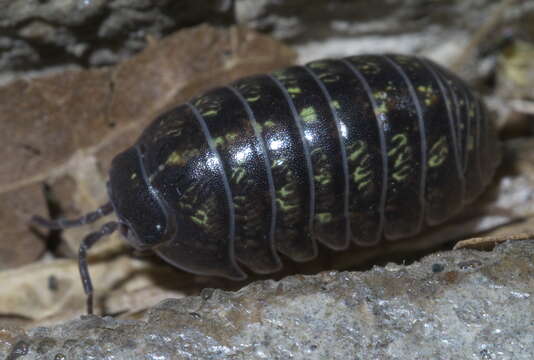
[{"x1": 108, "y1": 146, "x2": 177, "y2": 250}]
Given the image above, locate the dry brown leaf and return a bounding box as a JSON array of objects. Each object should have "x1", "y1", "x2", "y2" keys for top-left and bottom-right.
[
  {"x1": 0, "y1": 257, "x2": 143, "y2": 324},
  {"x1": 0, "y1": 184, "x2": 46, "y2": 270},
  {"x1": 454, "y1": 232, "x2": 534, "y2": 250}
]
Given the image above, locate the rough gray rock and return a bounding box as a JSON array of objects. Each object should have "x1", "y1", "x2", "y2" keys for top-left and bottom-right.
[
  {"x1": 236, "y1": 0, "x2": 534, "y2": 74},
  {"x1": 2, "y1": 240, "x2": 533, "y2": 359},
  {"x1": 3, "y1": 0, "x2": 534, "y2": 84},
  {"x1": 0, "y1": 0, "x2": 234, "y2": 83}
]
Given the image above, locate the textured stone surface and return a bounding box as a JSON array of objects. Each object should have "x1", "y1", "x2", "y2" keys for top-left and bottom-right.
[
  {"x1": 0, "y1": 0, "x2": 234, "y2": 83},
  {"x1": 1, "y1": 239, "x2": 533, "y2": 359}
]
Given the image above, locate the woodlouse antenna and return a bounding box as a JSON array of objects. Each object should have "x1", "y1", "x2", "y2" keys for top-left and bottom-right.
[
  {"x1": 78, "y1": 221, "x2": 119, "y2": 315},
  {"x1": 31, "y1": 202, "x2": 114, "y2": 229},
  {"x1": 31, "y1": 201, "x2": 117, "y2": 314}
]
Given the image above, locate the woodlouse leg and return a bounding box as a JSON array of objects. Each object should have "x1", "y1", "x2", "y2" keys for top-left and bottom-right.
[
  {"x1": 78, "y1": 221, "x2": 119, "y2": 315},
  {"x1": 31, "y1": 202, "x2": 114, "y2": 229}
]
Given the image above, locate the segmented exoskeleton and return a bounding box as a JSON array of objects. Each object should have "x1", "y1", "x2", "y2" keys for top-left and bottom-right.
[{"x1": 33, "y1": 54, "x2": 501, "y2": 314}]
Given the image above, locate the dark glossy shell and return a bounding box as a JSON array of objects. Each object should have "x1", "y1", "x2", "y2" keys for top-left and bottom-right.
[{"x1": 111, "y1": 54, "x2": 501, "y2": 280}]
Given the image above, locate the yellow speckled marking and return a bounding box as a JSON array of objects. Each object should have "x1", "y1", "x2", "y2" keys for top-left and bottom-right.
[
  {"x1": 211, "y1": 132, "x2": 239, "y2": 148},
  {"x1": 319, "y1": 73, "x2": 340, "y2": 83},
  {"x1": 214, "y1": 136, "x2": 225, "y2": 147},
  {"x1": 373, "y1": 91, "x2": 388, "y2": 100},
  {"x1": 360, "y1": 62, "x2": 381, "y2": 74},
  {"x1": 165, "y1": 128, "x2": 182, "y2": 137},
  {"x1": 276, "y1": 198, "x2": 299, "y2": 211},
  {"x1": 310, "y1": 148, "x2": 322, "y2": 157},
  {"x1": 357, "y1": 179, "x2": 371, "y2": 191},
  {"x1": 191, "y1": 209, "x2": 208, "y2": 226},
  {"x1": 252, "y1": 122, "x2": 263, "y2": 133},
  {"x1": 352, "y1": 152, "x2": 372, "y2": 191},
  {"x1": 201, "y1": 109, "x2": 218, "y2": 117},
  {"x1": 417, "y1": 85, "x2": 429, "y2": 92},
  {"x1": 428, "y1": 136, "x2": 449, "y2": 167},
  {"x1": 300, "y1": 106, "x2": 318, "y2": 123},
  {"x1": 394, "y1": 151, "x2": 409, "y2": 168},
  {"x1": 331, "y1": 100, "x2": 341, "y2": 110},
  {"x1": 309, "y1": 61, "x2": 328, "y2": 69},
  {"x1": 287, "y1": 87, "x2": 302, "y2": 95},
  {"x1": 468, "y1": 104, "x2": 476, "y2": 118},
  {"x1": 374, "y1": 102, "x2": 387, "y2": 116},
  {"x1": 315, "y1": 213, "x2": 333, "y2": 223},
  {"x1": 417, "y1": 85, "x2": 437, "y2": 106},
  {"x1": 226, "y1": 132, "x2": 238, "y2": 142},
  {"x1": 392, "y1": 165, "x2": 411, "y2": 181},
  {"x1": 194, "y1": 95, "x2": 223, "y2": 118},
  {"x1": 348, "y1": 140, "x2": 366, "y2": 162},
  {"x1": 130, "y1": 173, "x2": 137, "y2": 180},
  {"x1": 353, "y1": 163, "x2": 371, "y2": 183},
  {"x1": 314, "y1": 171, "x2": 331, "y2": 186},
  {"x1": 278, "y1": 184, "x2": 293, "y2": 198},
  {"x1": 233, "y1": 195, "x2": 246, "y2": 210},
  {"x1": 388, "y1": 133, "x2": 412, "y2": 181},
  {"x1": 264, "y1": 120, "x2": 275, "y2": 128},
  {"x1": 232, "y1": 167, "x2": 246, "y2": 184},
  {"x1": 271, "y1": 158, "x2": 284, "y2": 167},
  {"x1": 388, "y1": 133, "x2": 408, "y2": 153},
  {"x1": 165, "y1": 151, "x2": 184, "y2": 166},
  {"x1": 467, "y1": 135, "x2": 475, "y2": 151}
]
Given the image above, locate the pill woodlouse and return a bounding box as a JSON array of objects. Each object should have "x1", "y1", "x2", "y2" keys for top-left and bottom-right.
[{"x1": 32, "y1": 54, "x2": 501, "y2": 314}]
